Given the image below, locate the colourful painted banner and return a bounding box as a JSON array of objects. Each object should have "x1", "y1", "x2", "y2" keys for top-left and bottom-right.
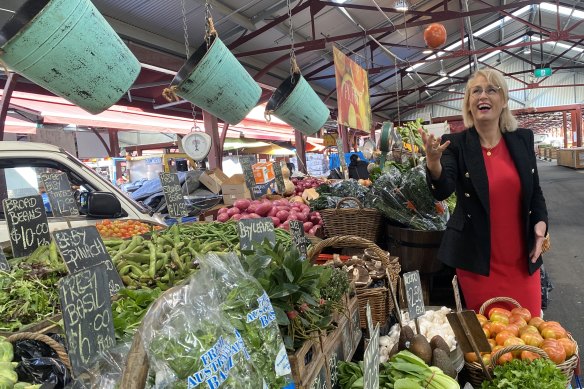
[{"x1": 333, "y1": 46, "x2": 372, "y2": 133}]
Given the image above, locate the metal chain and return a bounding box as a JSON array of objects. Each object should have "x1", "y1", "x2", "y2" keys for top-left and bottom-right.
[
  {"x1": 286, "y1": 0, "x2": 297, "y2": 78},
  {"x1": 180, "y1": 0, "x2": 198, "y2": 129}
]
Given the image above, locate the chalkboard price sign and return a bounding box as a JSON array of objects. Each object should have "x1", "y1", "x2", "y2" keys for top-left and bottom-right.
[
  {"x1": 0, "y1": 250, "x2": 9, "y2": 272},
  {"x1": 238, "y1": 218, "x2": 276, "y2": 250},
  {"x1": 403, "y1": 270, "x2": 425, "y2": 320},
  {"x1": 363, "y1": 323, "x2": 380, "y2": 389},
  {"x1": 159, "y1": 172, "x2": 188, "y2": 218},
  {"x1": 39, "y1": 172, "x2": 79, "y2": 217},
  {"x1": 239, "y1": 156, "x2": 257, "y2": 200},
  {"x1": 52, "y1": 226, "x2": 123, "y2": 296},
  {"x1": 273, "y1": 162, "x2": 285, "y2": 194},
  {"x1": 59, "y1": 263, "x2": 116, "y2": 376},
  {"x1": 289, "y1": 220, "x2": 308, "y2": 260},
  {"x1": 3, "y1": 195, "x2": 52, "y2": 257}
]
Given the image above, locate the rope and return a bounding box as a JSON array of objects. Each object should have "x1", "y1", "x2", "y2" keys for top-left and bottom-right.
[
  {"x1": 290, "y1": 56, "x2": 300, "y2": 76},
  {"x1": 424, "y1": 371, "x2": 437, "y2": 388},
  {"x1": 264, "y1": 110, "x2": 274, "y2": 123},
  {"x1": 206, "y1": 17, "x2": 218, "y2": 40},
  {"x1": 162, "y1": 85, "x2": 181, "y2": 102}
]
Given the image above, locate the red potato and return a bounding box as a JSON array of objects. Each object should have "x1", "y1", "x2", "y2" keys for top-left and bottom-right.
[
  {"x1": 247, "y1": 204, "x2": 258, "y2": 213},
  {"x1": 227, "y1": 207, "x2": 240, "y2": 217},
  {"x1": 218, "y1": 207, "x2": 229, "y2": 214},
  {"x1": 231, "y1": 214, "x2": 243, "y2": 221},
  {"x1": 276, "y1": 210, "x2": 289, "y2": 221},
  {"x1": 281, "y1": 220, "x2": 290, "y2": 230},
  {"x1": 309, "y1": 226, "x2": 318, "y2": 235},
  {"x1": 217, "y1": 213, "x2": 230, "y2": 222},
  {"x1": 296, "y1": 213, "x2": 307, "y2": 222},
  {"x1": 255, "y1": 203, "x2": 272, "y2": 217},
  {"x1": 310, "y1": 215, "x2": 320, "y2": 225},
  {"x1": 233, "y1": 199, "x2": 251, "y2": 211},
  {"x1": 276, "y1": 205, "x2": 291, "y2": 212},
  {"x1": 303, "y1": 222, "x2": 313, "y2": 232},
  {"x1": 268, "y1": 207, "x2": 279, "y2": 217},
  {"x1": 248, "y1": 213, "x2": 260, "y2": 219},
  {"x1": 288, "y1": 214, "x2": 299, "y2": 221},
  {"x1": 270, "y1": 216, "x2": 281, "y2": 227}
]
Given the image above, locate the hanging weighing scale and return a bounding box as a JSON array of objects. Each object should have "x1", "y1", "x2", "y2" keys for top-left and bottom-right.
[
  {"x1": 181, "y1": 131, "x2": 213, "y2": 162},
  {"x1": 379, "y1": 122, "x2": 393, "y2": 166}
]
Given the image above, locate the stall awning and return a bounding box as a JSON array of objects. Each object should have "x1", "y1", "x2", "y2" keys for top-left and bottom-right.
[{"x1": 2, "y1": 92, "x2": 324, "y2": 144}]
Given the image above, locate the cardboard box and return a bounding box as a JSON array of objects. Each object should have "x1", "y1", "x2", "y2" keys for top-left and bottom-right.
[
  {"x1": 221, "y1": 174, "x2": 251, "y2": 205},
  {"x1": 252, "y1": 162, "x2": 275, "y2": 184},
  {"x1": 199, "y1": 168, "x2": 229, "y2": 194}
]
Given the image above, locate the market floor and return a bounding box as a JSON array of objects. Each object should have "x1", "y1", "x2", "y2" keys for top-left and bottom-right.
[{"x1": 536, "y1": 159, "x2": 584, "y2": 375}]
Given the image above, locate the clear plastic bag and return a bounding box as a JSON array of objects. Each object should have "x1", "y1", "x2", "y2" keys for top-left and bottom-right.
[
  {"x1": 140, "y1": 275, "x2": 264, "y2": 389},
  {"x1": 369, "y1": 164, "x2": 448, "y2": 231},
  {"x1": 64, "y1": 343, "x2": 131, "y2": 389},
  {"x1": 199, "y1": 253, "x2": 294, "y2": 389}
]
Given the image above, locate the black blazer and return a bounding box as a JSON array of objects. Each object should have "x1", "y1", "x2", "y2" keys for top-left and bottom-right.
[{"x1": 426, "y1": 127, "x2": 548, "y2": 276}]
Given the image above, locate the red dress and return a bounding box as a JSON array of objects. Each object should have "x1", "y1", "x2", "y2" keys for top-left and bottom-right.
[{"x1": 456, "y1": 139, "x2": 541, "y2": 318}]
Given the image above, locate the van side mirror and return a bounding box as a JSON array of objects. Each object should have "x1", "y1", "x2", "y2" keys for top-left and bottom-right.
[{"x1": 79, "y1": 191, "x2": 124, "y2": 218}]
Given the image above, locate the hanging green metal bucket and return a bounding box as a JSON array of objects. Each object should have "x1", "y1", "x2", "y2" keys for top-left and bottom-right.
[
  {"x1": 171, "y1": 34, "x2": 261, "y2": 125},
  {"x1": 0, "y1": 0, "x2": 140, "y2": 115},
  {"x1": 265, "y1": 73, "x2": 330, "y2": 136}
]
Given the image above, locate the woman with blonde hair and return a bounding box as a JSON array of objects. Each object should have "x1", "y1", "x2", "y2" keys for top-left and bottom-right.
[{"x1": 420, "y1": 68, "x2": 548, "y2": 317}]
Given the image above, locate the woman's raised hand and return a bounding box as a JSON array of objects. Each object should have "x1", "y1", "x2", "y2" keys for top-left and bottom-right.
[{"x1": 419, "y1": 128, "x2": 450, "y2": 165}]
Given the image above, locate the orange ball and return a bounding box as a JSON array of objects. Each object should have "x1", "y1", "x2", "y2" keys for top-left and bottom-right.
[{"x1": 424, "y1": 23, "x2": 447, "y2": 49}]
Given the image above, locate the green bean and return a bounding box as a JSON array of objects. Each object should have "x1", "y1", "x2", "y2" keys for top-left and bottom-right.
[{"x1": 147, "y1": 242, "x2": 157, "y2": 278}]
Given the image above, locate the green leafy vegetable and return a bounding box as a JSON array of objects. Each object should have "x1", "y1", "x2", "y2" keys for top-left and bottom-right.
[{"x1": 481, "y1": 358, "x2": 566, "y2": 389}]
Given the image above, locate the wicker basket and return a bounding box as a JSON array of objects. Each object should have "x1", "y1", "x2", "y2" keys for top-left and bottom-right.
[
  {"x1": 464, "y1": 297, "x2": 579, "y2": 387},
  {"x1": 320, "y1": 197, "x2": 382, "y2": 242},
  {"x1": 308, "y1": 235, "x2": 401, "y2": 329},
  {"x1": 7, "y1": 332, "x2": 72, "y2": 373}
]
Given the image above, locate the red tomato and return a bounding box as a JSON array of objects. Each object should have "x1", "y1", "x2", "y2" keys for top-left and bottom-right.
[
  {"x1": 510, "y1": 307, "x2": 532, "y2": 322},
  {"x1": 488, "y1": 307, "x2": 512, "y2": 319},
  {"x1": 520, "y1": 351, "x2": 541, "y2": 362}
]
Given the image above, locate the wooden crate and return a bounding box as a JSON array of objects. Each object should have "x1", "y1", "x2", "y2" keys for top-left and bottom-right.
[
  {"x1": 297, "y1": 356, "x2": 330, "y2": 389},
  {"x1": 321, "y1": 318, "x2": 347, "y2": 389},
  {"x1": 557, "y1": 148, "x2": 584, "y2": 169},
  {"x1": 289, "y1": 336, "x2": 323, "y2": 387},
  {"x1": 347, "y1": 295, "x2": 362, "y2": 359},
  {"x1": 550, "y1": 147, "x2": 558, "y2": 160}
]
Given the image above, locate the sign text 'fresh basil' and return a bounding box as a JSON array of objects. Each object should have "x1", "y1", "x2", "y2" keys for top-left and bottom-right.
[
  {"x1": 59, "y1": 263, "x2": 116, "y2": 376},
  {"x1": 3, "y1": 195, "x2": 51, "y2": 257},
  {"x1": 363, "y1": 323, "x2": 380, "y2": 389}
]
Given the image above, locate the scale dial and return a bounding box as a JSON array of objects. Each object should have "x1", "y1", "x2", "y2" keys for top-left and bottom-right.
[
  {"x1": 361, "y1": 139, "x2": 376, "y2": 160},
  {"x1": 181, "y1": 132, "x2": 212, "y2": 161}
]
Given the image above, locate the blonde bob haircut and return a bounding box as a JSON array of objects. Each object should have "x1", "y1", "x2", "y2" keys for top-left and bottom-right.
[{"x1": 462, "y1": 68, "x2": 518, "y2": 132}]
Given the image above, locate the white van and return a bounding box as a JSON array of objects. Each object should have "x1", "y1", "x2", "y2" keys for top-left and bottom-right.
[{"x1": 0, "y1": 142, "x2": 165, "y2": 243}]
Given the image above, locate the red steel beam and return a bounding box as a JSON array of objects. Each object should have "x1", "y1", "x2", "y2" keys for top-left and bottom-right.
[
  {"x1": 236, "y1": 0, "x2": 540, "y2": 58},
  {"x1": 0, "y1": 73, "x2": 19, "y2": 141},
  {"x1": 229, "y1": 0, "x2": 318, "y2": 50},
  {"x1": 475, "y1": 0, "x2": 551, "y2": 34}
]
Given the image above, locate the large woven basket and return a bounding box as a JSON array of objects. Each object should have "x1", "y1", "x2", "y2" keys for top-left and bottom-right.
[
  {"x1": 308, "y1": 235, "x2": 400, "y2": 329},
  {"x1": 7, "y1": 332, "x2": 72, "y2": 374},
  {"x1": 464, "y1": 297, "x2": 579, "y2": 387},
  {"x1": 320, "y1": 197, "x2": 383, "y2": 242}
]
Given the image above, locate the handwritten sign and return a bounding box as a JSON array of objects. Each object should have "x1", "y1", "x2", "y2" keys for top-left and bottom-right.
[
  {"x1": 3, "y1": 195, "x2": 51, "y2": 257},
  {"x1": 363, "y1": 323, "x2": 380, "y2": 389},
  {"x1": 239, "y1": 156, "x2": 257, "y2": 200},
  {"x1": 59, "y1": 263, "x2": 116, "y2": 376},
  {"x1": 273, "y1": 163, "x2": 285, "y2": 194},
  {"x1": 0, "y1": 250, "x2": 9, "y2": 272},
  {"x1": 52, "y1": 226, "x2": 123, "y2": 296},
  {"x1": 39, "y1": 172, "x2": 79, "y2": 217},
  {"x1": 253, "y1": 181, "x2": 273, "y2": 197},
  {"x1": 336, "y1": 137, "x2": 349, "y2": 180},
  {"x1": 238, "y1": 218, "x2": 275, "y2": 250},
  {"x1": 159, "y1": 172, "x2": 188, "y2": 218},
  {"x1": 403, "y1": 270, "x2": 425, "y2": 320},
  {"x1": 289, "y1": 220, "x2": 308, "y2": 260}
]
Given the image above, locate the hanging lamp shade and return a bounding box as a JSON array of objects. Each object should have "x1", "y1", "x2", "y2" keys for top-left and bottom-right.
[
  {"x1": 265, "y1": 72, "x2": 330, "y2": 136},
  {"x1": 0, "y1": 0, "x2": 141, "y2": 115},
  {"x1": 170, "y1": 34, "x2": 261, "y2": 125}
]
